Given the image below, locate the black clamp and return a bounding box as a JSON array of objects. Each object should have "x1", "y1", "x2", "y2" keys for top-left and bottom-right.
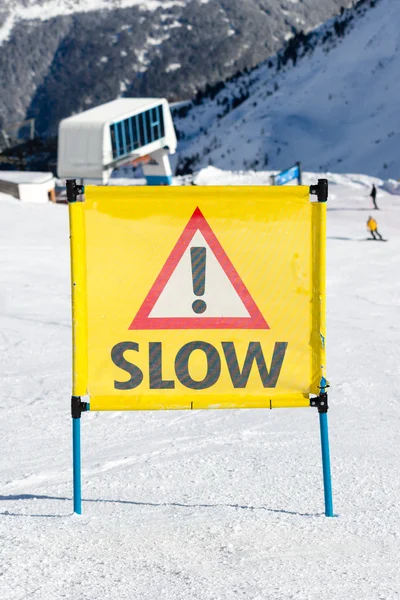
[
  {"x1": 71, "y1": 395, "x2": 88, "y2": 418},
  {"x1": 310, "y1": 391, "x2": 329, "y2": 413},
  {"x1": 66, "y1": 179, "x2": 85, "y2": 203},
  {"x1": 310, "y1": 179, "x2": 328, "y2": 202}
]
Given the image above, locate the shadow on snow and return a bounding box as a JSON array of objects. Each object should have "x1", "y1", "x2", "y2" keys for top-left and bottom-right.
[{"x1": 0, "y1": 493, "x2": 321, "y2": 518}]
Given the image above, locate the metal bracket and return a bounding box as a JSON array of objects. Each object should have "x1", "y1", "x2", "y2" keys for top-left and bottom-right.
[
  {"x1": 66, "y1": 179, "x2": 85, "y2": 203},
  {"x1": 71, "y1": 395, "x2": 88, "y2": 419},
  {"x1": 310, "y1": 179, "x2": 328, "y2": 202},
  {"x1": 310, "y1": 392, "x2": 329, "y2": 413}
]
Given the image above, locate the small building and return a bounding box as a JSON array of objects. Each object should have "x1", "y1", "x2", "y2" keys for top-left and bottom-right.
[
  {"x1": 0, "y1": 171, "x2": 55, "y2": 203},
  {"x1": 57, "y1": 98, "x2": 177, "y2": 185}
]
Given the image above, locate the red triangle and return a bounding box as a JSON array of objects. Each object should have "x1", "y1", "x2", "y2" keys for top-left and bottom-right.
[{"x1": 129, "y1": 207, "x2": 269, "y2": 330}]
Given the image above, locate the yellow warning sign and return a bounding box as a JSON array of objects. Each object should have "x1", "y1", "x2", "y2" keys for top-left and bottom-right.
[{"x1": 69, "y1": 185, "x2": 326, "y2": 410}]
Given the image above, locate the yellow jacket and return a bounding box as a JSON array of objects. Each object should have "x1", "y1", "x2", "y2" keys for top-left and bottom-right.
[{"x1": 367, "y1": 217, "x2": 377, "y2": 232}]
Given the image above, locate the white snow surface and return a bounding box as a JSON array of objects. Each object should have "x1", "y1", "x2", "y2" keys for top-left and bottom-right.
[
  {"x1": 0, "y1": 170, "x2": 54, "y2": 184},
  {"x1": 176, "y1": 0, "x2": 400, "y2": 179},
  {"x1": 382, "y1": 178, "x2": 400, "y2": 195},
  {"x1": 1, "y1": 170, "x2": 400, "y2": 599}
]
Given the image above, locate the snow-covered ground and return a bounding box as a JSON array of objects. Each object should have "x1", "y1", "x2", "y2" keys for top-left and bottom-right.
[{"x1": 1, "y1": 171, "x2": 400, "y2": 599}]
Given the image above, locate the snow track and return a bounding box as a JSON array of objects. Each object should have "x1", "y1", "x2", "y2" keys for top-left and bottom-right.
[{"x1": 1, "y1": 171, "x2": 400, "y2": 599}]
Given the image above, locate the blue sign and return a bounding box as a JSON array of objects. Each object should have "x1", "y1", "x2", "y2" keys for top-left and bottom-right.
[{"x1": 274, "y1": 163, "x2": 301, "y2": 186}]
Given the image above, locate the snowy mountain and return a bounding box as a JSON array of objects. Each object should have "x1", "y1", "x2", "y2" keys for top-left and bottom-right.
[
  {"x1": 173, "y1": 0, "x2": 400, "y2": 179},
  {"x1": 1, "y1": 170, "x2": 400, "y2": 598},
  {"x1": 0, "y1": 0, "x2": 352, "y2": 135}
]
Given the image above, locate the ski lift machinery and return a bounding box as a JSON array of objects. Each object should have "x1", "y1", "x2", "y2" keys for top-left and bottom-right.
[{"x1": 57, "y1": 98, "x2": 177, "y2": 185}]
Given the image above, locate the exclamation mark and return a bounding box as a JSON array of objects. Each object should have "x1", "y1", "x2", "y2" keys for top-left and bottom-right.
[{"x1": 190, "y1": 247, "x2": 207, "y2": 314}]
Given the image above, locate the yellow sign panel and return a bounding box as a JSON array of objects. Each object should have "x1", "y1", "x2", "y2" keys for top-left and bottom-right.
[{"x1": 69, "y1": 186, "x2": 326, "y2": 410}]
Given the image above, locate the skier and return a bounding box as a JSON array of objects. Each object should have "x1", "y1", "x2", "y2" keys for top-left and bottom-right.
[
  {"x1": 367, "y1": 215, "x2": 384, "y2": 240},
  {"x1": 370, "y1": 184, "x2": 378, "y2": 209}
]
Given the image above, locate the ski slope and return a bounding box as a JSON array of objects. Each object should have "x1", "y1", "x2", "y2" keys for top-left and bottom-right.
[
  {"x1": 1, "y1": 171, "x2": 400, "y2": 599},
  {"x1": 175, "y1": 0, "x2": 400, "y2": 179}
]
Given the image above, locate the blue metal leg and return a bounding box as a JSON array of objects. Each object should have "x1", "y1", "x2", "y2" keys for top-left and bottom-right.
[
  {"x1": 319, "y1": 411, "x2": 334, "y2": 517},
  {"x1": 72, "y1": 417, "x2": 82, "y2": 515}
]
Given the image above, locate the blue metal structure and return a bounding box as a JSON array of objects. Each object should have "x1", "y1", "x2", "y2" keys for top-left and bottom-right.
[
  {"x1": 319, "y1": 411, "x2": 334, "y2": 517},
  {"x1": 316, "y1": 376, "x2": 334, "y2": 517},
  {"x1": 72, "y1": 417, "x2": 82, "y2": 515}
]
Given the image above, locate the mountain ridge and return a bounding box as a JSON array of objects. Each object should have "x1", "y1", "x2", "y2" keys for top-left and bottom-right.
[
  {"x1": 0, "y1": 0, "x2": 352, "y2": 135},
  {"x1": 173, "y1": 0, "x2": 400, "y2": 179}
]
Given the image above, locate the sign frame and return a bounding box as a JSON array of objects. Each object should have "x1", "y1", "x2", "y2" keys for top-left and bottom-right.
[{"x1": 67, "y1": 178, "x2": 333, "y2": 517}]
